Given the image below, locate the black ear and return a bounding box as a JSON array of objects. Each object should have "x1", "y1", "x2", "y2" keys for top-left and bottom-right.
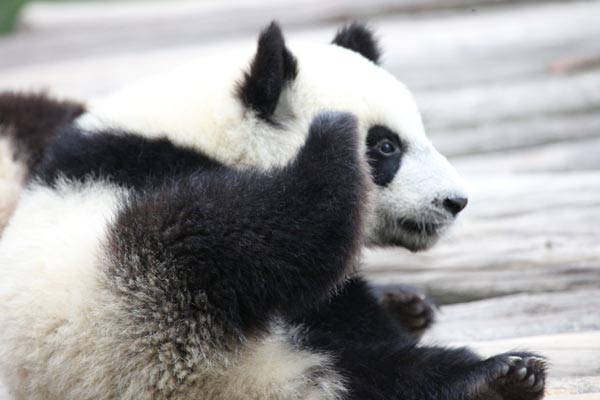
[
  {"x1": 332, "y1": 23, "x2": 381, "y2": 64},
  {"x1": 238, "y1": 22, "x2": 298, "y2": 121}
]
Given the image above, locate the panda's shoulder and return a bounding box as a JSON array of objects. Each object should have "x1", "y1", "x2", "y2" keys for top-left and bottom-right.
[{"x1": 35, "y1": 125, "x2": 224, "y2": 190}]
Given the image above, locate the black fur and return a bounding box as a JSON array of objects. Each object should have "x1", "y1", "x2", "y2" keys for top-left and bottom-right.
[
  {"x1": 332, "y1": 23, "x2": 381, "y2": 64},
  {"x1": 105, "y1": 112, "x2": 368, "y2": 337},
  {"x1": 35, "y1": 128, "x2": 222, "y2": 189},
  {"x1": 366, "y1": 125, "x2": 404, "y2": 187},
  {"x1": 299, "y1": 277, "x2": 547, "y2": 400},
  {"x1": 0, "y1": 91, "x2": 85, "y2": 170},
  {"x1": 237, "y1": 22, "x2": 298, "y2": 121}
]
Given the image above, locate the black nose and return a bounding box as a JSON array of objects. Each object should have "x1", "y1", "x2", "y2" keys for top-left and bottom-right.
[{"x1": 443, "y1": 196, "x2": 468, "y2": 216}]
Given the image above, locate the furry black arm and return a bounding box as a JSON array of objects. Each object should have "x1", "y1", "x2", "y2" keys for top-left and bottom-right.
[{"x1": 105, "y1": 112, "x2": 370, "y2": 339}]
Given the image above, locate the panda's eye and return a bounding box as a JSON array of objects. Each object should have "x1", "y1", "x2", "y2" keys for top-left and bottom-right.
[{"x1": 378, "y1": 140, "x2": 396, "y2": 155}]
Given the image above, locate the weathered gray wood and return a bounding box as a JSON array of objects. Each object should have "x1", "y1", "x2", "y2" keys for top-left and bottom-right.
[
  {"x1": 379, "y1": 1, "x2": 600, "y2": 90},
  {"x1": 452, "y1": 136, "x2": 600, "y2": 173},
  {"x1": 0, "y1": 0, "x2": 586, "y2": 69},
  {"x1": 429, "y1": 112, "x2": 600, "y2": 158},
  {"x1": 422, "y1": 289, "x2": 600, "y2": 342},
  {"x1": 547, "y1": 376, "x2": 600, "y2": 398},
  {"x1": 387, "y1": 38, "x2": 600, "y2": 91},
  {"x1": 418, "y1": 70, "x2": 600, "y2": 132}
]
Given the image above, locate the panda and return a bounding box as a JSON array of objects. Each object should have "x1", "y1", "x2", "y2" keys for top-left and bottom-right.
[
  {"x1": 0, "y1": 21, "x2": 466, "y2": 332},
  {"x1": 0, "y1": 109, "x2": 546, "y2": 400},
  {"x1": 0, "y1": 22, "x2": 547, "y2": 399}
]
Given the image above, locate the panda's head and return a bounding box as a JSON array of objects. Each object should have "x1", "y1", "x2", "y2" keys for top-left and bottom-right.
[
  {"x1": 236, "y1": 22, "x2": 468, "y2": 251},
  {"x1": 80, "y1": 22, "x2": 468, "y2": 252}
]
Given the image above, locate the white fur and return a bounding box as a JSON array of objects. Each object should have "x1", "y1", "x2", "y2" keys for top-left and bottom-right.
[
  {"x1": 77, "y1": 40, "x2": 467, "y2": 249},
  {"x1": 0, "y1": 181, "x2": 125, "y2": 399},
  {"x1": 0, "y1": 133, "x2": 26, "y2": 235}
]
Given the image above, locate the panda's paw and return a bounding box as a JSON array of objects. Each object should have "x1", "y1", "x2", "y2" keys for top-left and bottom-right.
[
  {"x1": 378, "y1": 284, "x2": 436, "y2": 338},
  {"x1": 484, "y1": 352, "x2": 547, "y2": 400}
]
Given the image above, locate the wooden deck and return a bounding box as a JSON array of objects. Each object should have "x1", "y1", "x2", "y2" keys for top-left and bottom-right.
[{"x1": 1, "y1": 0, "x2": 599, "y2": 398}]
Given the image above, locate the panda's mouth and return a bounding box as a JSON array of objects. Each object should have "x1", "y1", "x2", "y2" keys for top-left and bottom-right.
[
  {"x1": 396, "y1": 218, "x2": 443, "y2": 237},
  {"x1": 392, "y1": 217, "x2": 447, "y2": 252},
  {"x1": 368, "y1": 213, "x2": 451, "y2": 251}
]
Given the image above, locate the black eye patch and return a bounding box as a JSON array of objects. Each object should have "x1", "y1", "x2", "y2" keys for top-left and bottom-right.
[{"x1": 366, "y1": 125, "x2": 404, "y2": 187}]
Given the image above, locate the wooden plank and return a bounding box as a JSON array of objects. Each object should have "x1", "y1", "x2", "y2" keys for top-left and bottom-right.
[
  {"x1": 548, "y1": 394, "x2": 600, "y2": 400},
  {"x1": 418, "y1": 69, "x2": 600, "y2": 132},
  {"x1": 378, "y1": 1, "x2": 600, "y2": 90},
  {"x1": 422, "y1": 289, "x2": 600, "y2": 342},
  {"x1": 387, "y1": 38, "x2": 600, "y2": 91},
  {"x1": 452, "y1": 136, "x2": 600, "y2": 173},
  {"x1": 547, "y1": 376, "x2": 600, "y2": 398},
  {"x1": 1, "y1": 0, "x2": 589, "y2": 68},
  {"x1": 431, "y1": 112, "x2": 600, "y2": 158}
]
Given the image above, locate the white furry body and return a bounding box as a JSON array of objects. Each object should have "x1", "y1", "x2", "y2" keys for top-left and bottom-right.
[{"x1": 0, "y1": 181, "x2": 344, "y2": 399}]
